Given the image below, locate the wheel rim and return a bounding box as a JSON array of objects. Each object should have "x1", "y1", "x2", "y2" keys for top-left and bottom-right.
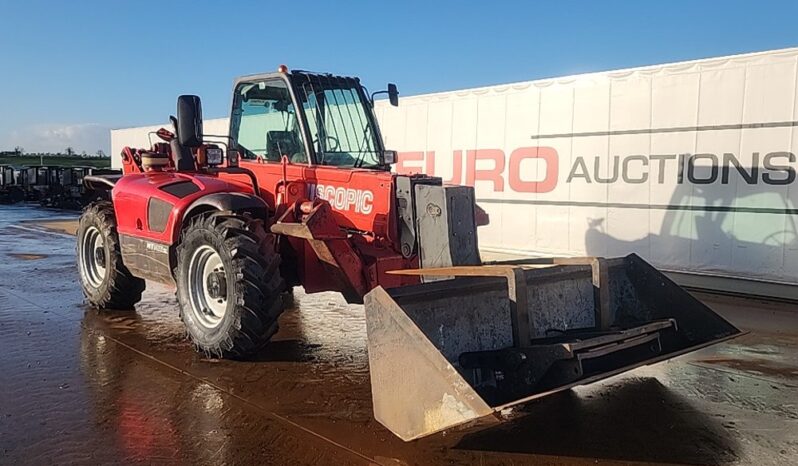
[
  {"x1": 187, "y1": 245, "x2": 227, "y2": 329},
  {"x1": 80, "y1": 226, "x2": 106, "y2": 288}
]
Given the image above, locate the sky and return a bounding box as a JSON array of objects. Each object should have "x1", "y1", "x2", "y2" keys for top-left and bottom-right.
[{"x1": 2, "y1": 0, "x2": 798, "y2": 155}]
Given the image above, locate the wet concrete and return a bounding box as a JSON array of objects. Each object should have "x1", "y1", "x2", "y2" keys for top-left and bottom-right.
[
  {"x1": 0, "y1": 203, "x2": 797, "y2": 465},
  {"x1": 6, "y1": 253, "x2": 47, "y2": 261}
]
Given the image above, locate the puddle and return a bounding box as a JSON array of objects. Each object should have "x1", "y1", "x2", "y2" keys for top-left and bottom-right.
[
  {"x1": 695, "y1": 356, "x2": 798, "y2": 381},
  {"x1": 7, "y1": 252, "x2": 48, "y2": 260}
]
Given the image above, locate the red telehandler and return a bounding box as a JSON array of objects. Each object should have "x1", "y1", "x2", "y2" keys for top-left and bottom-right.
[{"x1": 78, "y1": 66, "x2": 740, "y2": 440}]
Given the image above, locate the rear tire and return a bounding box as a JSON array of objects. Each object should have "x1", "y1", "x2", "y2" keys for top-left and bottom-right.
[
  {"x1": 77, "y1": 201, "x2": 145, "y2": 309},
  {"x1": 176, "y1": 212, "x2": 286, "y2": 358}
]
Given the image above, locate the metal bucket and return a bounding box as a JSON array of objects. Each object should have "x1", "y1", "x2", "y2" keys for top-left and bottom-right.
[{"x1": 364, "y1": 254, "x2": 741, "y2": 441}]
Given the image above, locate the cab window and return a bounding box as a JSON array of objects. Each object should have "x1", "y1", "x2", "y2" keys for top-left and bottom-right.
[
  {"x1": 295, "y1": 77, "x2": 381, "y2": 168},
  {"x1": 231, "y1": 79, "x2": 307, "y2": 164}
]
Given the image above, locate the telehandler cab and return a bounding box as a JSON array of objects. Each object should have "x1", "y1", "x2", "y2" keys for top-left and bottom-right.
[{"x1": 78, "y1": 66, "x2": 740, "y2": 440}]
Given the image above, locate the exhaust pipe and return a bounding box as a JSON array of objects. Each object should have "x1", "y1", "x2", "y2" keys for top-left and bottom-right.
[{"x1": 364, "y1": 254, "x2": 740, "y2": 441}]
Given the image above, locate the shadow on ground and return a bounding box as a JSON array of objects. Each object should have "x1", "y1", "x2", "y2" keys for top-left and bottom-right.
[
  {"x1": 243, "y1": 339, "x2": 321, "y2": 363},
  {"x1": 454, "y1": 377, "x2": 739, "y2": 466}
]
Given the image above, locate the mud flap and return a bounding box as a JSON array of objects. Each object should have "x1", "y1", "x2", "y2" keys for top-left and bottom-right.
[{"x1": 364, "y1": 253, "x2": 741, "y2": 441}]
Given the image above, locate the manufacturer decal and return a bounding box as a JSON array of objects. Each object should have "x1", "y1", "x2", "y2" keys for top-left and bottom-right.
[
  {"x1": 310, "y1": 184, "x2": 374, "y2": 214},
  {"x1": 145, "y1": 241, "x2": 169, "y2": 255}
]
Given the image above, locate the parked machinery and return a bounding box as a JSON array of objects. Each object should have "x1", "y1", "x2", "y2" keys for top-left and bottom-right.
[
  {"x1": 76, "y1": 67, "x2": 740, "y2": 441},
  {"x1": 16, "y1": 165, "x2": 120, "y2": 209},
  {"x1": 0, "y1": 165, "x2": 24, "y2": 204},
  {"x1": 19, "y1": 165, "x2": 59, "y2": 202},
  {"x1": 39, "y1": 166, "x2": 93, "y2": 209}
]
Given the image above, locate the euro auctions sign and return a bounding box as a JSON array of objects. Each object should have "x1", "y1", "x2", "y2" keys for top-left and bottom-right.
[
  {"x1": 374, "y1": 46, "x2": 798, "y2": 291},
  {"x1": 397, "y1": 148, "x2": 559, "y2": 193},
  {"x1": 396, "y1": 147, "x2": 796, "y2": 192}
]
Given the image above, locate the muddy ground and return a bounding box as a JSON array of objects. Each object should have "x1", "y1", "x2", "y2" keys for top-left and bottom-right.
[{"x1": 0, "y1": 204, "x2": 796, "y2": 465}]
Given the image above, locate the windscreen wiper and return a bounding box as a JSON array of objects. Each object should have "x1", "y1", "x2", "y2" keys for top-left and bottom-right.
[{"x1": 354, "y1": 126, "x2": 372, "y2": 168}]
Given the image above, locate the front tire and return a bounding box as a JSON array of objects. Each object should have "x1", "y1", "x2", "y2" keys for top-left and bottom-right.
[
  {"x1": 176, "y1": 212, "x2": 285, "y2": 358},
  {"x1": 77, "y1": 202, "x2": 145, "y2": 309}
]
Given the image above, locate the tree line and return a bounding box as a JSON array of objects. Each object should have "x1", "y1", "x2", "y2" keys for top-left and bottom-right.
[{"x1": 0, "y1": 146, "x2": 109, "y2": 158}]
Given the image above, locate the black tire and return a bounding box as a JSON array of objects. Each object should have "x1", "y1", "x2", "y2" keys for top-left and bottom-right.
[
  {"x1": 77, "y1": 201, "x2": 145, "y2": 309},
  {"x1": 176, "y1": 212, "x2": 285, "y2": 358}
]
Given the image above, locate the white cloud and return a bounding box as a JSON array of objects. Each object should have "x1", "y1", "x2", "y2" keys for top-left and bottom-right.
[{"x1": 4, "y1": 123, "x2": 111, "y2": 154}]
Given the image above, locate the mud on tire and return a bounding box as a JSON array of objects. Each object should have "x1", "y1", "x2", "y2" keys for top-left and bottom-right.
[
  {"x1": 77, "y1": 201, "x2": 146, "y2": 309},
  {"x1": 176, "y1": 212, "x2": 286, "y2": 358}
]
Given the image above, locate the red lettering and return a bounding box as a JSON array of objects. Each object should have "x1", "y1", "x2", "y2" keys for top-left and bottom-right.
[
  {"x1": 508, "y1": 147, "x2": 558, "y2": 193},
  {"x1": 396, "y1": 151, "x2": 437, "y2": 175},
  {"x1": 423, "y1": 151, "x2": 436, "y2": 175},
  {"x1": 400, "y1": 147, "x2": 558, "y2": 194},
  {"x1": 396, "y1": 151, "x2": 424, "y2": 174},
  {"x1": 465, "y1": 149, "x2": 505, "y2": 191},
  {"x1": 439, "y1": 150, "x2": 463, "y2": 184}
]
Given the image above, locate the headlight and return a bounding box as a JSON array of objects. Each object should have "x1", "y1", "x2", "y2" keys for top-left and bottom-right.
[
  {"x1": 382, "y1": 150, "x2": 397, "y2": 165},
  {"x1": 206, "y1": 147, "x2": 223, "y2": 166}
]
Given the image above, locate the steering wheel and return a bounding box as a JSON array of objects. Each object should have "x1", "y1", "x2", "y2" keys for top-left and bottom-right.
[{"x1": 313, "y1": 135, "x2": 340, "y2": 152}]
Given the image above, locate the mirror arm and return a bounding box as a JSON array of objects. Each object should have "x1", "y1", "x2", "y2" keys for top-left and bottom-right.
[
  {"x1": 169, "y1": 115, "x2": 179, "y2": 136},
  {"x1": 370, "y1": 90, "x2": 388, "y2": 106}
]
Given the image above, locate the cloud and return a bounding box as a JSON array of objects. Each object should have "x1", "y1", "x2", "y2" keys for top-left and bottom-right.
[{"x1": 3, "y1": 123, "x2": 111, "y2": 154}]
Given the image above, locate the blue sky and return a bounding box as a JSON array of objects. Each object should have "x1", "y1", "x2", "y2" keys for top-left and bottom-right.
[{"x1": 1, "y1": 0, "x2": 798, "y2": 154}]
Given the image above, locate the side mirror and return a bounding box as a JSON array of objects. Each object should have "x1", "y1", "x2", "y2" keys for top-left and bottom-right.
[
  {"x1": 382, "y1": 150, "x2": 397, "y2": 165},
  {"x1": 388, "y1": 83, "x2": 399, "y2": 107},
  {"x1": 176, "y1": 95, "x2": 203, "y2": 147}
]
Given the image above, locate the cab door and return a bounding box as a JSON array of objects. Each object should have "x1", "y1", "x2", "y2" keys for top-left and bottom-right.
[{"x1": 232, "y1": 77, "x2": 311, "y2": 207}]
